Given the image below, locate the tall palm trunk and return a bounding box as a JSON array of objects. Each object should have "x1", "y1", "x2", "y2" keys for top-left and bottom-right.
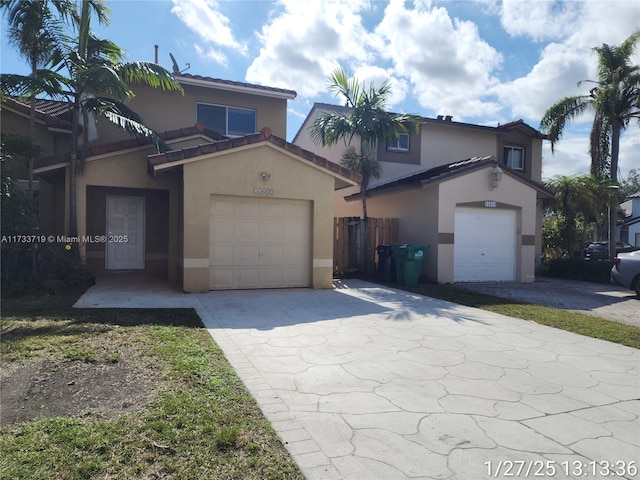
[
  {"x1": 28, "y1": 56, "x2": 37, "y2": 274},
  {"x1": 69, "y1": 94, "x2": 80, "y2": 237},
  {"x1": 608, "y1": 123, "x2": 621, "y2": 261}
]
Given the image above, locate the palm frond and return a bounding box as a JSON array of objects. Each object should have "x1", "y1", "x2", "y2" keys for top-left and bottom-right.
[
  {"x1": 86, "y1": 97, "x2": 167, "y2": 152},
  {"x1": 539, "y1": 95, "x2": 592, "y2": 152},
  {"x1": 114, "y1": 62, "x2": 184, "y2": 93},
  {"x1": 1, "y1": 71, "x2": 70, "y2": 99}
]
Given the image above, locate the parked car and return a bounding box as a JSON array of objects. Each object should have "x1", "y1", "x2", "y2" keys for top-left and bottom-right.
[
  {"x1": 584, "y1": 241, "x2": 638, "y2": 260},
  {"x1": 611, "y1": 250, "x2": 640, "y2": 297}
]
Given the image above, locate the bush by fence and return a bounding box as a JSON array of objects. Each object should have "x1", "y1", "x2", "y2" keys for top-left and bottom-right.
[{"x1": 543, "y1": 258, "x2": 613, "y2": 284}]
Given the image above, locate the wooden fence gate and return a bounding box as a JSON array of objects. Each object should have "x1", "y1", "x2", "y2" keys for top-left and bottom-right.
[{"x1": 334, "y1": 217, "x2": 399, "y2": 277}]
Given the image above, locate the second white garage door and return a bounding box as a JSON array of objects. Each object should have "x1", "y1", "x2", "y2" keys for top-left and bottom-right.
[
  {"x1": 454, "y1": 207, "x2": 516, "y2": 282},
  {"x1": 209, "y1": 195, "x2": 311, "y2": 290}
]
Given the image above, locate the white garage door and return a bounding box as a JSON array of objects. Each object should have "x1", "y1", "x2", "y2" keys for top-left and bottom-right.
[
  {"x1": 209, "y1": 195, "x2": 311, "y2": 290},
  {"x1": 454, "y1": 207, "x2": 516, "y2": 282}
]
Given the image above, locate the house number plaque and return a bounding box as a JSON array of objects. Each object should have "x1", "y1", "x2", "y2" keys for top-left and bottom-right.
[
  {"x1": 253, "y1": 187, "x2": 275, "y2": 196},
  {"x1": 485, "y1": 201, "x2": 497, "y2": 208}
]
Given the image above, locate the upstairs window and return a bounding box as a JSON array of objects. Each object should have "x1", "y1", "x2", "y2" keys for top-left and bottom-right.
[
  {"x1": 387, "y1": 133, "x2": 410, "y2": 152},
  {"x1": 504, "y1": 146, "x2": 525, "y2": 170},
  {"x1": 197, "y1": 103, "x2": 257, "y2": 137}
]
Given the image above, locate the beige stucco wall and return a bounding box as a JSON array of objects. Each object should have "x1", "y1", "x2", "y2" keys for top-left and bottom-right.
[
  {"x1": 336, "y1": 166, "x2": 539, "y2": 284},
  {"x1": 96, "y1": 83, "x2": 289, "y2": 144},
  {"x1": 72, "y1": 146, "x2": 180, "y2": 282},
  {"x1": 437, "y1": 167, "x2": 538, "y2": 284},
  {"x1": 420, "y1": 123, "x2": 497, "y2": 169},
  {"x1": 335, "y1": 186, "x2": 440, "y2": 281},
  {"x1": 0, "y1": 108, "x2": 70, "y2": 170},
  {"x1": 181, "y1": 142, "x2": 338, "y2": 292}
]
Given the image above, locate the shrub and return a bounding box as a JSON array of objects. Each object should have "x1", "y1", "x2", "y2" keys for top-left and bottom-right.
[{"x1": 543, "y1": 258, "x2": 613, "y2": 284}]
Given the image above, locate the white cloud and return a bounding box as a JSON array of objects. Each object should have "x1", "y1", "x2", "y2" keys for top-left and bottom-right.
[
  {"x1": 499, "y1": 0, "x2": 582, "y2": 42},
  {"x1": 497, "y1": 0, "x2": 639, "y2": 177},
  {"x1": 171, "y1": 0, "x2": 247, "y2": 66},
  {"x1": 374, "y1": 0, "x2": 503, "y2": 119},
  {"x1": 245, "y1": 0, "x2": 374, "y2": 95},
  {"x1": 351, "y1": 65, "x2": 408, "y2": 108},
  {"x1": 541, "y1": 135, "x2": 592, "y2": 180},
  {"x1": 193, "y1": 44, "x2": 228, "y2": 67},
  {"x1": 498, "y1": 42, "x2": 593, "y2": 123},
  {"x1": 541, "y1": 131, "x2": 639, "y2": 182}
]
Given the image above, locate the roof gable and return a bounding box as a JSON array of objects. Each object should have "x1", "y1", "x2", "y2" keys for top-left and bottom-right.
[
  {"x1": 293, "y1": 102, "x2": 546, "y2": 143},
  {"x1": 345, "y1": 155, "x2": 551, "y2": 200},
  {"x1": 148, "y1": 128, "x2": 361, "y2": 188},
  {"x1": 3, "y1": 97, "x2": 72, "y2": 130},
  {"x1": 34, "y1": 125, "x2": 224, "y2": 172}
]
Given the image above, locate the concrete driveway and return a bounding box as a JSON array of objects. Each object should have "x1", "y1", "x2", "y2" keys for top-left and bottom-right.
[
  {"x1": 457, "y1": 277, "x2": 640, "y2": 328},
  {"x1": 76, "y1": 279, "x2": 639, "y2": 480}
]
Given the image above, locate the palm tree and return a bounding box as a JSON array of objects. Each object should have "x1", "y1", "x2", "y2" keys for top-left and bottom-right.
[
  {"x1": 1, "y1": 0, "x2": 76, "y2": 193},
  {"x1": 540, "y1": 31, "x2": 640, "y2": 260},
  {"x1": 58, "y1": 0, "x2": 184, "y2": 236},
  {"x1": 309, "y1": 67, "x2": 419, "y2": 219},
  {"x1": 544, "y1": 174, "x2": 611, "y2": 257}
]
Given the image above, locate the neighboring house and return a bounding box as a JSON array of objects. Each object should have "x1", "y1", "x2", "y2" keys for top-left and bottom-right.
[
  {"x1": 1, "y1": 97, "x2": 74, "y2": 182},
  {"x1": 6, "y1": 74, "x2": 360, "y2": 292},
  {"x1": 293, "y1": 102, "x2": 551, "y2": 284},
  {"x1": 620, "y1": 192, "x2": 640, "y2": 247}
]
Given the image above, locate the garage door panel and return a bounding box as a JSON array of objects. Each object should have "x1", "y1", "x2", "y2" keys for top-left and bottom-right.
[
  {"x1": 209, "y1": 244, "x2": 235, "y2": 266},
  {"x1": 235, "y1": 268, "x2": 261, "y2": 288},
  {"x1": 237, "y1": 222, "x2": 260, "y2": 241},
  {"x1": 454, "y1": 207, "x2": 516, "y2": 282},
  {"x1": 285, "y1": 245, "x2": 309, "y2": 264},
  {"x1": 210, "y1": 219, "x2": 235, "y2": 241},
  {"x1": 209, "y1": 268, "x2": 234, "y2": 289},
  {"x1": 260, "y1": 200, "x2": 285, "y2": 218},
  {"x1": 211, "y1": 198, "x2": 235, "y2": 216},
  {"x1": 237, "y1": 199, "x2": 260, "y2": 217},
  {"x1": 284, "y1": 202, "x2": 309, "y2": 219},
  {"x1": 261, "y1": 245, "x2": 284, "y2": 264},
  {"x1": 261, "y1": 223, "x2": 285, "y2": 242},
  {"x1": 209, "y1": 195, "x2": 311, "y2": 290}
]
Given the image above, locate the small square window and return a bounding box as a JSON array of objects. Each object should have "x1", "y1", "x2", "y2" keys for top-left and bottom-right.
[
  {"x1": 504, "y1": 146, "x2": 525, "y2": 170},
  {"x1": 388, "y1": 133, "x2": 410, "y2": 151}
]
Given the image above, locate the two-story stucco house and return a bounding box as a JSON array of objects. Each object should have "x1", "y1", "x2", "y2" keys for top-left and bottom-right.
[
  {"x1": 17, "y1": 75, "x2": 360, "y2": 292},
  {"x1": 293, "y1": 102, "x2": 552, "y2": 284},
  {"x1": 620, "y1": 192, "x2": 640, "y2": 247}
]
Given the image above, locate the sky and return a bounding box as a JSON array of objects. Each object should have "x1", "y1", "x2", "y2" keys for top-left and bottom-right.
[{"x1": 1, "y1": 0, "x2": 639, "y2": 181}]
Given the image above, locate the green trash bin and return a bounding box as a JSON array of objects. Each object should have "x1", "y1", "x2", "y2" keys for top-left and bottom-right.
[{"x1": 391, "y1": 244, "x2": 429, "y2": 286}]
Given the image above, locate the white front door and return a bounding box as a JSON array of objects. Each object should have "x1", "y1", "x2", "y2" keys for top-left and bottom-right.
[{"x1": 106, "y1": 195, "x2": 145, "y2": 270}]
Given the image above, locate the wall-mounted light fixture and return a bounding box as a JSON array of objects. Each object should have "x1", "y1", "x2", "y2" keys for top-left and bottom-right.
[
  {"x1": 489, "y1": 164, "x2": 503, "y2": 191},
  {"x1": 260, "y1": 172, "x2": 271, "y2": 182}
]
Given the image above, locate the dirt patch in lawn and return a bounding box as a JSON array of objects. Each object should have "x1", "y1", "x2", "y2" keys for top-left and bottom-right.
[{"x1": 1, "y1": 356, "x2": 157, "y2": 428}]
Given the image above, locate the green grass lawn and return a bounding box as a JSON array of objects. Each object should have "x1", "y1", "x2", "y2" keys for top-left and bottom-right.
[
  {"x1": 402, "y1": 283, "x2": 640, "y2": 349},
  {"x1": 0, "y1": 291, "x2": 303, "y2": 480}
]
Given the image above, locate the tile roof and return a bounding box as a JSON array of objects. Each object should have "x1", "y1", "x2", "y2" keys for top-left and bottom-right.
[
  {"x1": 148, "y1": 128, "x2": 361, "y2": 184},
  {"x1": 34, "y1": 124, "x2": 224, "y2": 170},
  {"x1": 176, "y1": 73, "x2": 297, "y2": 98},
  {"x1": 345, "y1": 155, "x2": 551, "y2": 200},
  {"x1": 294, "y1": 103, "x2": 547, "y2": 141},
  {"x1": 3, "y1": 97, "x2": 72, "y2": 129}
]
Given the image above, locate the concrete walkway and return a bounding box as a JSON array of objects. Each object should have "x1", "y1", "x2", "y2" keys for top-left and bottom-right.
[{"x1": 76, "y1": 279, "x2": 639, "y2": 480}]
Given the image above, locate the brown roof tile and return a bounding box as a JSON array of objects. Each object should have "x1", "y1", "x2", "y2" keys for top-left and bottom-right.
[
  {"x1": 177, "y1": 73, "x2": 296, "y2": 98},
  {"x1": 149, "y1": 132, "x2": 361, "y2": 184}
]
